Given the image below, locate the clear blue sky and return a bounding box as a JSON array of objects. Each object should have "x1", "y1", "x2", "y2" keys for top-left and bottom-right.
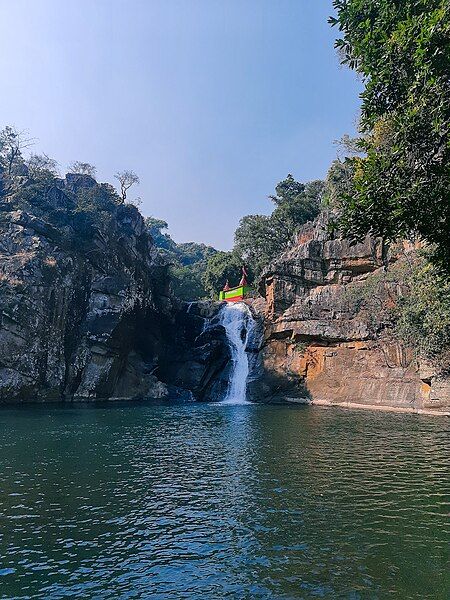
[{"x1": 0, "y1": 0, "x2": 361, "y2": 249}]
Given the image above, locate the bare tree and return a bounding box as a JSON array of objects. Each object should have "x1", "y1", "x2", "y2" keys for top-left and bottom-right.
[
  {"x1": 0, "y1": 126, "x2": 34, "y2": 176},
  {"x1": 26, "y1": 153, "x2": 59, "y2": 179},
  {"x1": 127, "y1": 196, "x2": 142, "y2": 208},
  {"x1": 68, "y1": 161, "x2": 97, "y2": 178},
  {"x1": 114, "y1": 170, "x2": 140, "y2": 202}
]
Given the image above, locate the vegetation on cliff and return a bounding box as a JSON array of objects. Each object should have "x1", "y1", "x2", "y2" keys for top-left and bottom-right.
[
  {"x1": 1, "y1": 1, "x2": 448, "y2": 385},
  {"x1": 0, "y1": 126, "x2": 175, "y2": 401},
  {"x1": 144, "y1": 174, "x2": 323, "y2": 300},
  {"x1": 395, "y1": 257, "x2": 450, "y2": 373},
  {"x1": 233, "y1": 176, "x2": 324, "y2": 277},
  {"x1": 144, "y1": 217, "x2": 217, "y2": 300},
  {"x1": 201, "y1": 174, "x2": 324, "y2": 296},
  {"x1": 329, "y1": 0, "x2": 450, "y2": 271},
  {"x1": 323, "y1": 1, "x2": 450, "y2": 371},
  {"x1": 343, "y1": 249, "x2": 450, "y2": 374},
  {"x1": 202, "y1": 251, "x2": 247, "y2": 299},
  {"x1": 0, "y1": 126, "x2": 144, "y2": 251}
]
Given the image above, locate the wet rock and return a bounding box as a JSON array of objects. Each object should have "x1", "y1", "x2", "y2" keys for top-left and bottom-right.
[{"x1": 158, "y1": 301, "x2": 230, "y2": 401}]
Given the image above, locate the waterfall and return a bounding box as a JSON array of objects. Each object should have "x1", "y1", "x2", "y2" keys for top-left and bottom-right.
[{"x1": 219, "y1": 302, "x2": 255, "y2": 404}]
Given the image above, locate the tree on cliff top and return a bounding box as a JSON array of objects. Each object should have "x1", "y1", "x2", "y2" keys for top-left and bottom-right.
[
  {"x1": 26, "y1": 153, "x2": 59, "y2": 179},
  {"x1": 115, "y1": 170, "x2": 140, "y2": 202},
  {"x1": 200, "y1": 175, "x2": 323, "y2": 298},
  {"x1": 329, "y1": 0, "x2": 450, "y2": 271},
  {"x1": 68, "y1": 161, "x2": 97, "y2": 179},
  {"x1": 233, "y1": 176, "x2": 323, "y2": 277},
  {"x1": 0, "y1": 126, "x2": 33, "y2": 182},
  {"x1": 269, "y1": 174, "x2": 305, "y2": 205}
]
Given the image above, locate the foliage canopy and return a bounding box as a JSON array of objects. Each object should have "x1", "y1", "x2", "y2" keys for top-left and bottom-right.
[
  {"x1": 144, "y1": 217, "x2": 217, "y2": 300},
  {"x1": 330, "y1": 0, "x2": 450, "y2": 270},
  {"x1": 201, "y1": 251, "x2": 245, "y2": 299},
  {"x1": 233, "y1": 175, "x2": 324, "y2": 277}
]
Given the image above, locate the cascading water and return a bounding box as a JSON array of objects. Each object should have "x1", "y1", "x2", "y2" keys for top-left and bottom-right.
[{"x1": 219, "y1": 302, "x2": 256, "y2": 404}]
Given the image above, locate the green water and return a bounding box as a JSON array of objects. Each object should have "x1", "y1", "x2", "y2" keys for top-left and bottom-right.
[{"x1": 0, "y1": 402, "x2": 448, "y2": 599}]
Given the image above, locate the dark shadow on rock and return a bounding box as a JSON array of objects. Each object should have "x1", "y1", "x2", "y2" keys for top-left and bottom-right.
[{"x1": 157, "y1": 301, "x2": 232, "y2": 402}]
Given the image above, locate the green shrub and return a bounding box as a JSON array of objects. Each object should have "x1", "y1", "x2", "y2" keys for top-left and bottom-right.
[
  {"x1": 344, "y1": 250, "x2": 450, "y2": 372},
  {"x1": 395, "y1": 258, "x2": 450, "y2": 372}
]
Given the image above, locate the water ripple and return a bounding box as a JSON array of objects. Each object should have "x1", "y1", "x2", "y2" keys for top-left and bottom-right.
[{"x1": 0, "y1": 403, "x2": 448, "y2": 599}]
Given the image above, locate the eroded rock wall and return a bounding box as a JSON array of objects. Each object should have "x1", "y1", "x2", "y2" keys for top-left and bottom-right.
[
  {"x1": 0, "y1": 174, "x2": 173, "y2": 402},
  {"x1": 256, "y1": 214, "x2": 449, "y2": 414},
  {"x1": 158, "y1": 301, "x2": 230, "y2": 401}
]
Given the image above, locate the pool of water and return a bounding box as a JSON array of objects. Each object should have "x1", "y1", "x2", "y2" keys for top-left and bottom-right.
[{"x1": 0, "y1": 401, "x2": 448, "y2": 599}]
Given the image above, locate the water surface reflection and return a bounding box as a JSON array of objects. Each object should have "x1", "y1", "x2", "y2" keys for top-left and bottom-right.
[{"x1": 0, "y1": 403, "x2": 448, "y2": 599}]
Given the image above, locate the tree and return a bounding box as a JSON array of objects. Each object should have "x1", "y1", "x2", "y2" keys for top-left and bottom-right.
[
  {"x1": 202, "y1": 251, "x2": 244, "y2": 298},
  {"x1": 68, "y1": 161, "x2": 97, "y2": 178},
  {"x1": 170, "y1": 264, "x2": 207, "y2": 301},
  {"x1": 0, "y1": 126, "x2": 34, "y2": 177},
  {"x1": 324, "y1": 158, "x2": 355, "y2": 209},
  {"x1": 26, "y1": 153, "x2": 59, "y2": 179},
  {"x1": 234, "y1": 214, "x2": 283, "y2": 276},
  {"x1": 329, "y1": 0, "x2": 450, "y2": 270},
  {"x1": 272, "y1": 180, "x2": 324, "y2": 227},
  {"x1": 114, "y1": 169, "x2": 140, "y2": 202},
  {"x1": 270, "y1": 173, "x2": 305, "y2": 206},
  {"x1": 144, "y1": 217, "x2": 178, "y2": 254},
  {"x1": 144, "y1": 217, "x2": 218, "y2": 300},
  {"x1": 175, "y1": 242, "x2": 216, "y2": 266},
  {"x1": 234, "y1": 177, "x2": 323, "y2": 277}
]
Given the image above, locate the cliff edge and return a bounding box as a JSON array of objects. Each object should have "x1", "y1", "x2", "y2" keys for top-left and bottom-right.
[
  {"x1": 256, "y1": 214, "x2": 449, "y2": 414},
  {"x1": 0, "y1": 172, "x2": 173, "y2": 402}
]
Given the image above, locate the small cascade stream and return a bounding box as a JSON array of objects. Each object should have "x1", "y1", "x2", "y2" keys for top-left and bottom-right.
[{"x1": 219, "y1": 302, "x2": 256, "y2": 404}]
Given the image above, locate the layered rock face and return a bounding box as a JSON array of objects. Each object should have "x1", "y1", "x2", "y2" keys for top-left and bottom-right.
[
  {"x1": 1, "y1": 170, "x2": 447, "y2": 412},
  {"x1": 256, "y1": 215, "x2": 449, "y2": 414},
  {"x1": 0, "y1": 174, "x2": 173, "y2": 402}
]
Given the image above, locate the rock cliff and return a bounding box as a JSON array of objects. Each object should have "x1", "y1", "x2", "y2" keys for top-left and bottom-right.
[
  {"x1": 0, "y1": 173, "x2": 174, "y2": 402},
  {"x1": 255, "y1": 214, "x2": 449, "y2": 414},
  {"x1": 158, "y1": 301, "x2": 230, "y2": 401},
  {"x1": 1, "y1": 168, "x2": 447, "y2": 412}
]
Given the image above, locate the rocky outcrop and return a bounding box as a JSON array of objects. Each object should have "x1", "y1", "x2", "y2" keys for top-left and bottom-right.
[
  {"x1": 0, "y1": 174, "x2": 174, "y2": 402},
  {"x1": 255, "y1": 214, "x2": 449, "y2": 414},
  {"x1": 158, "y1": 301, "x2": 231, "y2": 401},
  {"x1": 1, "y1": 170, "x2": 447, "y2": 412}
]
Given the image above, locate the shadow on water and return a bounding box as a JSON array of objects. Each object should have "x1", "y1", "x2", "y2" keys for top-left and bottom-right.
[{"x1": 0, "y1": 401, "x2": 448, "y2": 599}]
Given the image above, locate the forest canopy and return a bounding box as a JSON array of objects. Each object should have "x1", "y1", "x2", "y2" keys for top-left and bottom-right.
[
  {"x1": 329, "y1": 0, "x2": 450, "y2": 271},
  {"x1": 145, "y1": 217, "x2": 217, "y2": 300}
]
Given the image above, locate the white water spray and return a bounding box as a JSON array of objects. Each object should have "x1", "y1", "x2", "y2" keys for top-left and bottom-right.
[{"x1": 219, "y1": 303, "x2": 256, "y2": 404}]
